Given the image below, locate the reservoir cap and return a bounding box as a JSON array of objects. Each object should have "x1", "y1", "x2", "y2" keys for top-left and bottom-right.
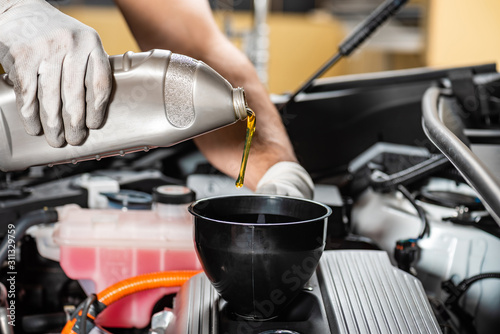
[{"x1": 153, "y1": 185, "x2": 196, "y2": 204}]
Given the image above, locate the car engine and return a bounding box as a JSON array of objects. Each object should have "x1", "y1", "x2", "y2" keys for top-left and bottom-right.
[{"x1": 1, "y1": 63, "x2": 500, "y2": 334}]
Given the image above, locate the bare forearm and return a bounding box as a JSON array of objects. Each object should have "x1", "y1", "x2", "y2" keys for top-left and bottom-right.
[
  {"x1": 193, "y1": 38, "x2": 297, "y2": 189},
  {"x1": 114, "y1": 0, "x2": 297, "y2": 189}
]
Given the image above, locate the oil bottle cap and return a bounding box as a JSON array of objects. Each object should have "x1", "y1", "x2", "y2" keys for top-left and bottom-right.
[
  {"x1": 232, "y1": 87, "x2": 248, "y2": 120},
  {"x1": 153, "y1": 185, "x2": 196, "y2": 204}
]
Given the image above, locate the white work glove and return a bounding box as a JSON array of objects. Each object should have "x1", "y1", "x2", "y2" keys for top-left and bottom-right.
[
  {"x1": 0, "y1": 0, "x2": 112, "y2": 147},
  {"x1": 255, "y1": 161, "x2": 314, "y2": 199}
]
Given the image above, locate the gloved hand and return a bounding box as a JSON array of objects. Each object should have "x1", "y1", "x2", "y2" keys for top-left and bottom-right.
[
  {"x1": 0, "y1": 0, "x2": 112, "y2": 147},
  {"x1": 255, "y1": 161, "x2": 314, "y2": 199}
]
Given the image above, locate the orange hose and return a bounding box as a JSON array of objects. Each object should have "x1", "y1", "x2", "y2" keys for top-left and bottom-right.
[
  {"x1": 61, "y1": 318, "x2": 77, "y2": 334},
  {"x1": 61, "y1": 270, "x2": 201, "y2": 334},
  {"x1": 97, "y1": 270, "x2": 201, "y2": 306}
]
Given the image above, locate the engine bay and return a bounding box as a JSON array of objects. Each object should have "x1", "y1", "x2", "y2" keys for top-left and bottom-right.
[{"x1": 1, "y1": 64, "x2": 500, "y2": 334}]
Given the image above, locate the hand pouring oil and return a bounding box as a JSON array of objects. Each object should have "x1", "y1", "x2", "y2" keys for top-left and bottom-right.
[
  {"x1": 0, "y1": 50, "x2": 249, "y2": 172},
  {"x1": 235, "y1": 107, "x2": 256, "y2": 188}
]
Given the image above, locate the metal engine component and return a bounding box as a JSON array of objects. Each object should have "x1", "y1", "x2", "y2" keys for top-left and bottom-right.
[
  {"x1": 422, "y1": 87, "x2": 500, "y2": 225},
  {"x1": 352, "y1": 186, "x2": 500, "y2": 333},
  {"x1": 163, "y1": 250, "x2": 441, "y2": 334},
  {"x1": 0, "y1": 283, "x2": 13, "y2": 334},
  {"x1": 150, "y1": 310, "x2": 175, "y2": 334}
]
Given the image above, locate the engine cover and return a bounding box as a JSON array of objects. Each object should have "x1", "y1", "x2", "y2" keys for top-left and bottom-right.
[{"x1": 164, "y1": 250, "x2": 441, "y2": 334}]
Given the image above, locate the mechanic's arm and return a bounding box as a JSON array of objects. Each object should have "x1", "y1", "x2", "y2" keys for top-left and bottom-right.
[
  {"x1": 0, "y1": 0, "x2": 112, "y2": 147},
  {"x1": 114, "y1": 0, "x2": 313, "y2": 198}
]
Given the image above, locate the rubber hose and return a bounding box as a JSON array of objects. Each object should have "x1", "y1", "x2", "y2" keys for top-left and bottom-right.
[
  {"x1": 22, "y1": 313, "x2": 67, "y2": 333},
  {"x1": 61, "y1": 271, "x2": 200, "y2": 334},
  {"x1": 458, "y1": 272, "x2": 500, "y2": 292},
  {"x1": 0, "y1": 208, "x2": 58, "y2": 264},
  {"x1": 371, "y1": 154, "x2": 449, "y2": 192},
  {"x1": 97, "y1": 270, "x2": 200, "y2": 306},
  {"x1": 397, "y1": 184, "x2": 430, "y2": 239}
]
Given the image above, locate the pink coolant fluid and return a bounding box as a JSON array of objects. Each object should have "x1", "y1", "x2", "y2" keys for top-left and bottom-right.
[{"x1": 54, "y1": 196, "x2": 202, "y2": 328}]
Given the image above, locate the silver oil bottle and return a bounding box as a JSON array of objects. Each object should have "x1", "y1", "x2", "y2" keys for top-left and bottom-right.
[{"x1": 0, "y1": 49, "x2": 248, "y2": 171}]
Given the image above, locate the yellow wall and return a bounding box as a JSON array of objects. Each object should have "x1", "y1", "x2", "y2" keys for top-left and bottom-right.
[
  {"x1": 426, "y1": 0, "x2": 500, "y2": 68},
  {"x1": 59, "y1": 6, "x2": 413, "y2": 94},
  {"x1": 61, "y1": 6, "x2": 348, "y2": 94},
  {"x1": 61, "y1": 2, "x2": 500, "y2": 93},
  {"x1": 267, "y1": 13, "x2": 344, "y2": 93},
  {"x1": 221, "y1": 11, "x2": 348, "y2": 94},
  {"x1": 59, "y1": 6, "x2": 140, "y2": 55}
]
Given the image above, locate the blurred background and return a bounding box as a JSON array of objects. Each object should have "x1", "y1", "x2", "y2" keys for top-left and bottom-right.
[{"x1": 53, "y1": 0, "x2": 500, "y2": 94}]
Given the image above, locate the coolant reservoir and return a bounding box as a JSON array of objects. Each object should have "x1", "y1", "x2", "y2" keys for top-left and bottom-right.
[
  {"x1": 53, "y1": 187, "x2": 200, "y2": 328},
  {"x1": 153, "y1": 184, "x2": 196, "y2": 220}
]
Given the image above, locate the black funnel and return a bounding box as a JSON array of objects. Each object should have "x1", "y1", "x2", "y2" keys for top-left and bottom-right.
[{"x1": 188, "y1": 195, "x2": 331, "y2": 320}]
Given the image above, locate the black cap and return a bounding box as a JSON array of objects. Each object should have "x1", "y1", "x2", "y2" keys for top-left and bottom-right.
[
  {"x1": 102, "y1": 190, "x2": 152, "y2": 210},
  {"x1": 153, "y1": 185, "x2": 196, "y2": 204}
]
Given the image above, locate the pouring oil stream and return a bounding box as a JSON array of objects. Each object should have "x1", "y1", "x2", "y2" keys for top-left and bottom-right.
[{"x1": 235, "y1": 108, "x2": 256, "y2": 188}]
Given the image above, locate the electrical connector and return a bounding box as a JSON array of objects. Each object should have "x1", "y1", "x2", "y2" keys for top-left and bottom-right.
[{"x1": 394, "y1": 238, "x2": 419, "y2": 273}]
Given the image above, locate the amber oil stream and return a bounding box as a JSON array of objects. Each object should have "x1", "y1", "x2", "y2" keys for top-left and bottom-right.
[{"x1": 235, "y1": 108, "x2": 256, "y2": 188}]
